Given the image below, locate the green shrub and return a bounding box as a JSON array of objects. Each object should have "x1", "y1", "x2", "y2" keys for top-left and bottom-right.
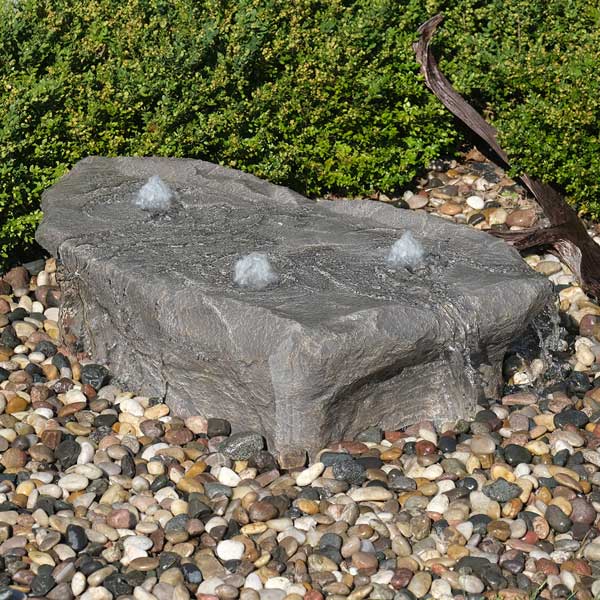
[
  {"x1": 0, "y1": 0, "x2": 456, "y2": 268},
  {"x1": 1, "y1": 0, "x2": 599, "y2": 268},
  {"x1": 431, "y1": 0, "x2": 600, "y2": 218}
]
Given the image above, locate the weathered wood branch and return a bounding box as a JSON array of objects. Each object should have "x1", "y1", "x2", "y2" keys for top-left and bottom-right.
[{"x1": 413, "y1": 14, "x2": 600, "y2": 299}]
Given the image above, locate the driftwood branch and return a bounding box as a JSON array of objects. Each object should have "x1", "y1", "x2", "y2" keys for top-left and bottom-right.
[{"x1": 413, "y1": 14, "x2": 600, "y2": 299}]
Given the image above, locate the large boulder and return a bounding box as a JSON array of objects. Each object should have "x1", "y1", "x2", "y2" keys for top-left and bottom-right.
[{"x1": 36, "y1": 157, "x2": 552, "y2": 454}]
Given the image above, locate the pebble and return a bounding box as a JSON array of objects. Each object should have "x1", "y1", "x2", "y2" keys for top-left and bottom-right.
[
  {"x1": 219, "y1": 431, "x2": 264, "y2": 459},
  {"x1": 216, "y1": 540, "x2": 245, "y2": 561},
  {"x1": 482, "y1": 478, "x2": 522, "y2": 502},
  {"x1": 296, "y1": 462, "x2": 325, "y2": 486}
]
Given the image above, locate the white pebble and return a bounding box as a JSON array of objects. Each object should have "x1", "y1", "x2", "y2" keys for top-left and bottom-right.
[
  {"x1": 133, "y1": 586, "x2": 157, "y2": 600},
  {"x1": 459, "y1": 574, "x2": 484, "y2": 594},
  {"x1": 197, "y1": 578, "x2": 225, "y2": 595},
  {"x1": 120, "y1": 398, "x2": 144, "y2": 417},
  {"x1": 44, "y1": 307, "x2": 59, "y2": 320},
  {"x1": 141, "y1": 443, "x2": 169, "y2": 461},
  {"x1": 349, "y1": 487, "x2": 393, "y2": 502},
  {"x1": 265, "y1": 577, "x2": 291, "y2": 591},
  {"x1": 466, "y1": 195, "x2": 485, "y2": 210},
  {"x1": 77, "y1": 441, "x2": 95, "y2": 465},
  {"x1": 64, "y1": 389, "x2": 87, "y2": 405},
  {"x1": 426, "y1": 494, "x2": 449, "y2": 514},
  {"x1": 28, "y1": 351, "x2": 46, "y2": 363},
  {"x1": 123, "y1": 535, "x2": 153, "y2": 551},
  {"x1": 216, "y1": 466, "x2": 241, "y2": 487},
  {"x1": 245, "y1": 573, "x2": 264, "y2": 591},
  {"x1": 122, "y1": 545, "x2": 148, "y2": 566},
  {"x1": 37, "y1": 484, "x2": 62, "y2": 498},
  {"x1": 295, "y1": 463, "x2": 325, "y2": 486},
  {"x1": 71, "y1": 571, "x2": 87, "y2": 596},
  {"x1": 431, "y1": 578, "x2": 452, "y2": 599},
  {"x1": 216, "y1": 539, "x2": 245, "y2": 561},
  {"x1": 205, "y1": 516, "x2": 228, "y2": 533},
  {"x1": 80, "y1": 587, "x2": 112, "y2": 600},
  {"x1": 72, "y1": 464, "x2": 103, "y2": 480},
  {"x1": 58, "y1": 473, "x2": 89, "y2": 492}
]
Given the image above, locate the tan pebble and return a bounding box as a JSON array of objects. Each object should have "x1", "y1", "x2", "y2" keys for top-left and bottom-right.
[
  {"x1": 15, "y1": 480, "x2": 36, "y2": 496},
  {"x1": 532, "y1": 516, "x2": 550, "y2": 539},
  {"x1": 66, "y1": 422, "x2": 91, "y2": 436},
  {"x1": 549, "y1": 497, "x2": 572, "y2": 516},
  {"x1": 176, "y1": 478, "x2": 204, "y2": 494},
  {"x1": 536, "y1": 487, "x2": 553, "y2": 504},
  {"x1": 465, "y1": 455, "x2": 480, "y2": 474},
  {"x1": 347, "y1": 585, "x2": 373, "y2": 600},
  {"x1": 145, "y1": 404, "x2": 170, "y2": 419},
  {"x1": 43, "y1": 320, "x2": 60, "y2": 340},
  {"x1": 28, "y1": 549, "x2": 55, "y2": 566},
  {"x1": 6, "y1": 396, "x2": 28, "y2": 414},
  {"x1": 296, "y1": 463, "x2": 325, "y2": 486},
  {"x1": 447, "y1": 544, "x2": 469, "y2": 560},
  {"x1": 296, "y1": 498, "x2": 319, "y2": 514},
  {"x1": 502, "y1": 498, "x2": 523, "y2": 519},
  {"x1": 487, "y1": 207, "x2": 508, "y2": 225},
  {"x1": 548, "y1": 465, "x2": 580, "y2": 480},
  {"x1": 529, "y1": 425, "x2": 547, "y2": 439},
  {"x1": 525, "y1": 440, "x2": 549, "y2": 456},
  {"x1": 486, "y1": 502, "x2": 501, "y2": 520},
  {"x1": 380, "y1": 448, "x2": 402, "y2": 461},
  {"x1": 439, "y1": 202, "x2": 463, "y2": 216},
  {"x1": 490, "y1": 464, "x2": 515, "y2": 482},
  {"x1": 533, "y1": 414, "x2": 556, "y2": 430},
  {"x1": 553, "y1": 473, "x2": 582, "y2": 493},
  {"x1": 241, "y1": 523, "x2": 268, "y2": 536},
  {"x1": 186, "y1": 462, "x2": 207, "y2": 477},
  {"x1": 516, "y1": 478, "x2": 533, "y2": 503}
]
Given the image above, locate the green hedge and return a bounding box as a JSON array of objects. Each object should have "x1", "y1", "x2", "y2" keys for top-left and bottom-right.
[
  {"x1": 434, "y1": 0, "x2": 600, "y2": 218},
  {"x1": 1, "y1": 0, "x2": 599, "y2": 268}
]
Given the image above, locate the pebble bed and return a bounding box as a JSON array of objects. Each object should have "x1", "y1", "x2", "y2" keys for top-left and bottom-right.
[{"x1": 1, "y1": 152, "x2": 600, "y2": 600}]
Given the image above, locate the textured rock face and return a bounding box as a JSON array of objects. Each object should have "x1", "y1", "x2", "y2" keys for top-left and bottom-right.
[{"x1": 36, "y1": 157, "x2": 552, "y2": 453}]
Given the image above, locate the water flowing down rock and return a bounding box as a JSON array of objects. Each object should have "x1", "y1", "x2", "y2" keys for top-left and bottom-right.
[{"x1": 36, "y1": 157, "x2": 552, "y2": 454}]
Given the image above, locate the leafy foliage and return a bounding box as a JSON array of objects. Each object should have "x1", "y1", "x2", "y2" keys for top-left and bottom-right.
[
  {"x1": 433, "y1": 0, "x2": 600, "y2": 217},
  {"x1": 1, "y1": 0, "x2": 599, "y2": 267}
]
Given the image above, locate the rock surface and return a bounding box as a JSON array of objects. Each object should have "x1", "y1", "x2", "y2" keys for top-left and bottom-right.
[{"x1": 36, "y1": 157, "x2": 551, "y2": 453}]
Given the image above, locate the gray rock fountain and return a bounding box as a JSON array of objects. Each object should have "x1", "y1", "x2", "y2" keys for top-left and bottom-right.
[{"x1": 36, "y1": 157, "x2": 552, "y2": 454}]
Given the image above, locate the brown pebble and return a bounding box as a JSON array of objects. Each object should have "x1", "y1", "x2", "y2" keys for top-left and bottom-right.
[
  {"x1": 41, "y1": 430, "x2": 62, "y2": 450},
  {"x1": 278, "y1": 447, "x2": 307, "y2": 469},
  {"x1": 248, "y1": 500, "x2": 279, "y2": 522},
  {"x1": 391, "y1": 568, "x2": 413, "y2": 589},
  {"x1": 439, "y1": 201, "x2": 462, "y2": 216},
  {"x1": 128, "y1": 556, "x2": 159, "y2": 571},
  {"x1": 106, "y1": 508, "x2": 137, "y2": 529},
  {"x1": 535, "y1": 558, "x2": 559, "y2": 576},
  {"x1": 164, "y1": 426, "x2": 193, "y2": 445},
  {"x1": 140, "y1": 420, "x2": 165, "y2": 438},
  {"x1": 1, "y1": 448, "x2": 28, "y2": 469},
  {"x1": 57, "y1": 402, "x2": 86, "y2": 418},
  {"x1": 352, "y1": 551, "x2": 378, "y2": 574},
  {"x1": 29, "y1": 444, "x2": 55, "y2": 463},
  {"x1": 6, "y1": 397, "x2": 28, "y2": 414},
  {"x1": 2, "y1": 266, "x2": 30, "y2": 292},
  {"x1": 506, "y1": 208, "x2": 537, "y2": 228}
]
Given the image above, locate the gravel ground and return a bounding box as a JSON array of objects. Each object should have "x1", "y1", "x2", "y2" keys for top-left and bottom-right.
[{"x1": 1, "y1": 151, "x2": 600, "y2": 600}]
